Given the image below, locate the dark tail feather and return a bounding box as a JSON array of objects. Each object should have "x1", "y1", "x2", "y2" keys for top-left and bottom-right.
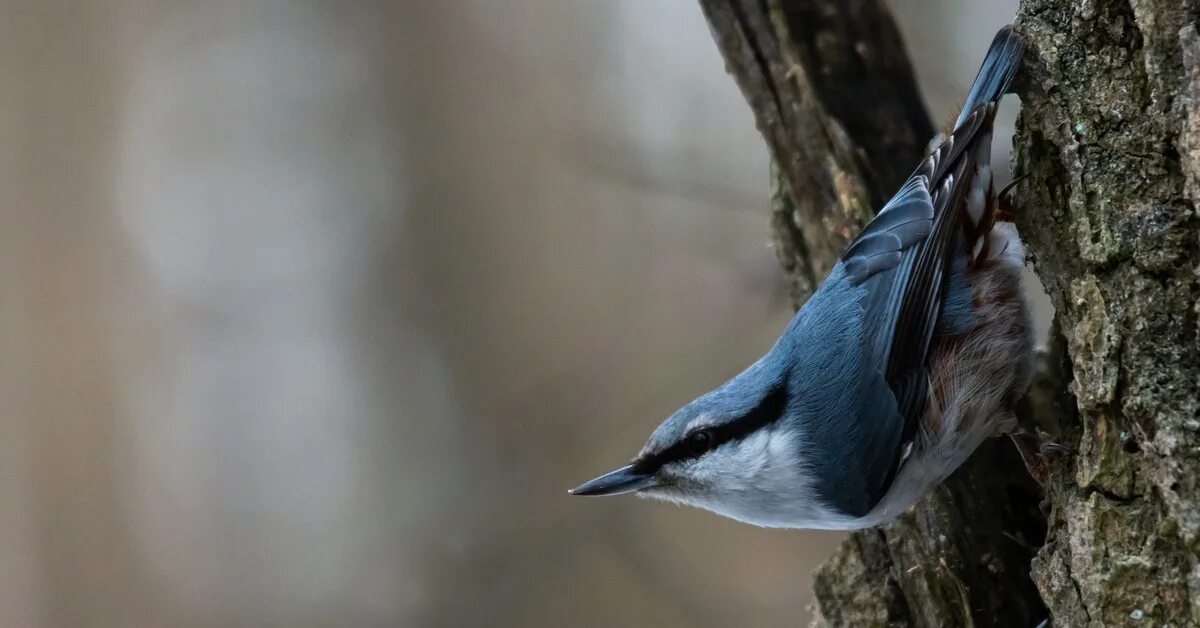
[{"x1": 953, "y1": 26, "x2": 1024, "y2": 128}]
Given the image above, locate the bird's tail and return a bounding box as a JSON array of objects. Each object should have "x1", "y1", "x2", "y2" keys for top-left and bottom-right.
[{"x1": 953, "y1": 26, "x2": 1024, "y2": 129}]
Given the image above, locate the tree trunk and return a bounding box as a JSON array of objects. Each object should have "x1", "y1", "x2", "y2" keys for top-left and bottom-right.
[{"x1": 697, "y1": 1, "x2": 1200, "y2": 626}]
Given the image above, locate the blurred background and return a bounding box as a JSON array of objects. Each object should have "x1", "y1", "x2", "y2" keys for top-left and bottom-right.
[{"x1": 0, "y1": 1, "x2": 1032, "y2": 626}]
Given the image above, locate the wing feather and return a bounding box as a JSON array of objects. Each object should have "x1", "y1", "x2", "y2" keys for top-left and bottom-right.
[
  {"x1": 836, "y1": 105, "x2": 991, "y2": 504},
  {"x1": 817, "y1": 26, "x2": 1024, "y2": 515}
]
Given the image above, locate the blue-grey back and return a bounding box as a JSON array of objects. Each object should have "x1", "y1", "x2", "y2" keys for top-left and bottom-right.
[{"x1": 770, "y1": 264, "x2": 904, "y2": 517}]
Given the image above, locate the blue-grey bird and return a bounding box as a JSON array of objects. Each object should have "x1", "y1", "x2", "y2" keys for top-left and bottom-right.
[{"x1": 569, "y1": 27, "x2": 1033, "y2": 529}]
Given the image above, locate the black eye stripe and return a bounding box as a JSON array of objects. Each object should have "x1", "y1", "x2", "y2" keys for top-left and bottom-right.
[{"x1": 633, "y1": 381, "x2": 789, "y2": 473}]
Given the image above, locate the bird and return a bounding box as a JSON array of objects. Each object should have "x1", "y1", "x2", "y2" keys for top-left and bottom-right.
[{"x1": 568, "y1": 26, "x2": 1035, "y2": 530}]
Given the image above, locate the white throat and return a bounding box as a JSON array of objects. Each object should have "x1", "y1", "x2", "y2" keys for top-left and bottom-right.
[{"x1": 641, "y1": 423, "x2": 850, "y2": 528}]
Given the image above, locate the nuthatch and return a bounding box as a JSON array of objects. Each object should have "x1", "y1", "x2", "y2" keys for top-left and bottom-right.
[{"x1": 569, "y1": 27, "x2": 1032, "y2": 529}]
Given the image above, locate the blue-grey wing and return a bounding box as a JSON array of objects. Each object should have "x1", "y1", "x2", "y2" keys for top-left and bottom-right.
[
  {"x1": 842, "y1": 175, "x2": 933, "y2": 284},
  {"x1": 847, "y1": 109, "x2": 987, "y2": 420},
  {"x1": 787, "y1": 143, "x2": 978, "y2": 518},
  {"x1": 808, "y1": 26, "x2": 1023, "y2": 516}
]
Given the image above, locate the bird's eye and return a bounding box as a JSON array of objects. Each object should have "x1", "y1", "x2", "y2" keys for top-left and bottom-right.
[{"x1": 686, "y1": 429, "x2": 713, "y2": 454}]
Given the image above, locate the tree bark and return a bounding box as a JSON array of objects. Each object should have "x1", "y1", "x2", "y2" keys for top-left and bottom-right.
[
  {"x1": 1016, "y1": 2, "x2": 1200, "y2": 625},
  {"x1": 698, "y1": 0, "x2": 1200, "y2": 626}
]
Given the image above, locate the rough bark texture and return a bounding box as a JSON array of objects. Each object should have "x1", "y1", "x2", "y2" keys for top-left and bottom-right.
[
  {"x1": 700, "y1": 0, "x2": 932, "y2": 302},
  {"x1": 1016, "y1": 1, "x2": 1200, "y2": 625},
  {"x1": 699, "y1": 0, "x2": 1200, "y2": 626}
]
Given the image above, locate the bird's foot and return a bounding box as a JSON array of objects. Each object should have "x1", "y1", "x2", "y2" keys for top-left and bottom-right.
[
  {"x1": 995, "y1": 174, "x2": 1027, "y2": 220},
  {"x1": 1009, "y1": 428, "x2": 1071, "y2": 489}
]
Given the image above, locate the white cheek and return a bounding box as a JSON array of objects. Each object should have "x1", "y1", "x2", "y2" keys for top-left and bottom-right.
[
  {"x1": 764, "y1": 426, "x2": 795, "y2": 461},
  {"x1": 650, "y1": 427, "x2": 848, "y2": 528},
  {"x1": 756, "y1": 428, "x2": 803, "y2": 493},
  {"x1": 681, "y1": 427, "x2": 794, "y2": 490}
]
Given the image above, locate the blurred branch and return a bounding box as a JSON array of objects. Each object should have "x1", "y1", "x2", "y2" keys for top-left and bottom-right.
[{"x1": 698, "y1": 0, "x2": 934, "y2": 303}]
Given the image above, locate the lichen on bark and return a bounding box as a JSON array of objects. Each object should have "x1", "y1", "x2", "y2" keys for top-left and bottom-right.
[{"x1": 1016, "y1": 1, "x2": 1200, "y2": 624}]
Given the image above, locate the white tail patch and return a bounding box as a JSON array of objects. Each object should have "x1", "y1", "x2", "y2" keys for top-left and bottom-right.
[
  {"x1": 965, "y1": 163, "x2": 991, "y2": 226},
  {"x1": 965, "y1": 131, "x2": 993, "y2": 228}
]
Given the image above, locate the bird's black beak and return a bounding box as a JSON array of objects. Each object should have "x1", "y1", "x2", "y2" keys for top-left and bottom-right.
[{"x1": 568, "y1": 464, "x2": 656, "y2": 496}]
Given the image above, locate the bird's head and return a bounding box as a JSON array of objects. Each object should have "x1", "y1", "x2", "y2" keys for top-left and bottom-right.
[{"x1": 569, "y1": 359, "x2": 827, "y2": 527}]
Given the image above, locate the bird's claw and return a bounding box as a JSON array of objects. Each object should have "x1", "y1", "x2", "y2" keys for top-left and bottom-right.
[
  {"x1": 1040, "y1": 439, "x2": 1071, "y2": 458},
  {"x1": 1009, "y1": 428, "x2": 1071, "y2": 488}
]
